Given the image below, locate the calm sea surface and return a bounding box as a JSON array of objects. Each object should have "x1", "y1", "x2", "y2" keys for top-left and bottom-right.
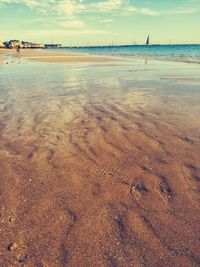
[{"x1": 53, "y1": 44, "x2": 200, "y2": 63}]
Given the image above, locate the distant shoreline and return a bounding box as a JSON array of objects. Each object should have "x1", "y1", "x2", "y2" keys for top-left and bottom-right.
[{"x1": 0, "y1": 43, "x2": 200, "y2": 50}]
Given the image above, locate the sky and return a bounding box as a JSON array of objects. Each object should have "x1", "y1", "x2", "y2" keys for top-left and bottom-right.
[{"x1": 0, "y1": 0, "x2": 200, "y2": 46}]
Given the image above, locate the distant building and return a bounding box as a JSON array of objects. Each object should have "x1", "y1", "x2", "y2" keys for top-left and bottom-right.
[
  {"x1": 0, "y1": 38, "x2": 55, "y2": 49},
  {"x1": 3, "y1": 41, "x2": 9, "y2": 48},
  {"x1": 1, "y1": 40, "x2": 45, "y2": 49},
  {"x1": 21, "y1": 41, "x2": 44, "y2": 49},
  {"x1": 21, "y1": 41, "x2": 33, "y2": 48},
  {"x1": 8, "y1": 40, "x2": 21, "y2": 48},
  {"x1": 44, "y1": 44, "x2": 62, "y2": 49},
  {"x1": 32, "y1": 43, "x2": 44, "y2": 49}
]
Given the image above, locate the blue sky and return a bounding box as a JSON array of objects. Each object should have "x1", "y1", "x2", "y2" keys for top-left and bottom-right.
[{"x1": 0, "y1": 0, "x2": 200, "y2": 45}]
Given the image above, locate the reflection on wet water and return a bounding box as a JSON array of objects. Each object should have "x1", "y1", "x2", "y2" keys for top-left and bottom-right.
[{"x1": 0, "y1": 56, "x2": 200, "y2": 139}]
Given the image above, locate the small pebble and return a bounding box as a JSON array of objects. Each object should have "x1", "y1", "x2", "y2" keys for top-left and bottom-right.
[{"x1": 7, "y1": 242, "x2": 18, "y2": 251}]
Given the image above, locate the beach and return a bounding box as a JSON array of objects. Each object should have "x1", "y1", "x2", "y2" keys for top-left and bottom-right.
[
  {"x1": 0, "y1": 49, "x2": 114, "y2": 63},
  {"x1": 0, "y1": 49, "x2": 200, "y2": 267}
]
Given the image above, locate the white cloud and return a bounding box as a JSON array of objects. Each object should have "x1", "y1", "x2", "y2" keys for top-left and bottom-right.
[
  {"x1": 0, "y1": 0, "x2": 55, "y2": 14},
  {"x1": 138, "y1": 8, "x2": 159, "y2": 16},
  {"x1": 99, "y1": 19, "x2": 113, "y2": 23},
  {"x1": 168, "y1": 7, "x2": 199, "y2": 14},
  {"x1": 93, "y1": 0, "x2": 124, "y2": 11},
  {"x1": 56, "y1": 0, "x2": 85, "y2": 16},
  {"x1": 0, "y1": 0, "x2": 199, "y2": 18},
  {"x1": 0, "y1": 0, "x2": 159, "y2": 16},
  {"x1": 22, "y1": 29, "x2": 109, "y2": 38},
  {"x1": 58, "y1": 19, "x2": 86, "y2": 29}
]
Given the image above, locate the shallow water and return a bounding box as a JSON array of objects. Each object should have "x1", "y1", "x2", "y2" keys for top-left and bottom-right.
[
  {"x1": 0, "y1": 55, "x2": 200, "y2": 267},
  {"x1": 0, "y1": 56, "x2": 200, "y2": 136}
]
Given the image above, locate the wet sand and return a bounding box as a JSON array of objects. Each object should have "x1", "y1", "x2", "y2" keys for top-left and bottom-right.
[
  {"x1": 0, "y1": 49, "x2": 14, "y2": 65},
  {"x1": 0, "y1": 54, "x2": 200, "y2": 267}
]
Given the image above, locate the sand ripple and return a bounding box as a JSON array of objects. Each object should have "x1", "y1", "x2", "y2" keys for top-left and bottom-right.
[{"x1": 0, "y1": 57, "x2": 200, "y2": 266}]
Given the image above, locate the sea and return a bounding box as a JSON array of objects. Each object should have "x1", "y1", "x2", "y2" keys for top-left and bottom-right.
[{"x1": 53, "y1": 44, "x2": 200, "y2": 64}]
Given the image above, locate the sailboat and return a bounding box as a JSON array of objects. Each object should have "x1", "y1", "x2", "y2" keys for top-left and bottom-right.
[{"x1": 146, "y1": 35, "x2": 150, "y2": 45}]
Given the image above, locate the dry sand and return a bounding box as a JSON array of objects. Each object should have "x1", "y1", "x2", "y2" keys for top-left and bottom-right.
[
  {"x1": 0, "y1": 49, "x2": 15, "y2": 56},
  {"x1": 21, "y1": 49, "x2": 113, "y2": 63},
  {"x1": 0, "y1": 53, "x2": 200, "y2": 267},
  {"x1": 1, "y1": 48, "x2": 113, "y2": 63}
]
